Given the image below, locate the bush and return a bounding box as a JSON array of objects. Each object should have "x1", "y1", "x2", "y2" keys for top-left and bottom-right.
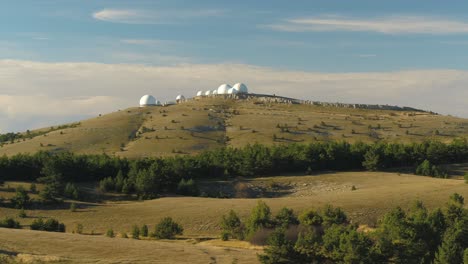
[
  {"x1": 246, "y1": 201, "x2": 272, "y2": 237},
  {"x1": 70, "y1": 202, "x2": 77, "y2": 212},
  {"x1": 0, "y1": 217, "x2": 21, "y2": 228},
  {"x1": 132, "y1": 224, "x2": 140, "y2": 239},
  {"x1": 29, "y1": 183, "x2": 37, "y2": 193},
  {"x1": 153, "y1": 217, "x2": 183, "y2": 239},
  {"x1": 464, "y1": 172, "x2": 468, "y2": 184},
  {"x1": 416, "y1": 159, "x2": 447, "y2": 178},
  {"x1": 11, "y1": 186, "x2": 30, "y2": 209},
  {"x1": 18, "y1": 208, "x2": 27, "y2": 218},
  {"x1": 106, "y1": 228, "x2": 115, "y2": 238},
  {"x1": 64, "y1": 182, "x2": 79, "y2": 199},
  {"x1": 120, "y1": 231, "x2": 128, "y2": 238},
  {"x1": 30, "y1": 218, "x2": 65, "y2": 232},
  {"x1": 140, "y1": 224, "x2": 148, "y2": 237},
  {"x1": 274, "y1": 207, "x2": 299, "y2": 229}
]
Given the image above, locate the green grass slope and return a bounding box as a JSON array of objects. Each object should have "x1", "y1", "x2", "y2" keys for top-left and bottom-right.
[{"x1": 0, "y1": 97, "x2": 467, "y2": 157}]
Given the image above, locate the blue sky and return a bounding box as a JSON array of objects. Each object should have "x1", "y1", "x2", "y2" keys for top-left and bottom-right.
[{"x1": 1, "y1": 0, "x2": 468, "y2": 131}]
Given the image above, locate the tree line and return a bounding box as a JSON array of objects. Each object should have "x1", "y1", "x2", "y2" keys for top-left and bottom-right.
[{"x1": 0, "y1": 139, "x2": 467, "y2": 200}]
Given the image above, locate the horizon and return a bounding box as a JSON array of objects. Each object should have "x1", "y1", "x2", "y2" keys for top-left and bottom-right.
[{"x1": 1, "y1": 0, "x2": 468, "y2": 132}]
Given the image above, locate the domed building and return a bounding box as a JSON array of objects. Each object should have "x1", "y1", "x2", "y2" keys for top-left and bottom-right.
[
  {"x1": 139, "y1": 95, "x2": 157, "y2": 107},
  {"x1": 217, "y1": 84, "x2": 231, "y2": 95},
  {"x1": 228, "y1": 87, "x2": 238, "y2": 94},
  {"x1": 205, "y1": 90, "x2": 212, "y2": 96},
  {"x1": 176, "y1": 95, "x2": 185, "y2": 103},
  {"x1": 233, "y1": 83, "x2": 248, "y2": 94},
  {"x1": 212, "y1": 89, "x2": 218, "y2": 95},
  {"x1": 196, "y1": 91, "x2": 203, "y2": 97}
]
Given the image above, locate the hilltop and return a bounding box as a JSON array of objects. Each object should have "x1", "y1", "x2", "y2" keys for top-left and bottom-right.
[{"x1": 0, "y1": 96, "x2": 467, "y2": 158}]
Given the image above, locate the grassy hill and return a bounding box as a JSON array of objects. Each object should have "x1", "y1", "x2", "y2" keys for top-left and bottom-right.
[{"x1": 0, "y1": 97, "x2": 467, "y2": 158}]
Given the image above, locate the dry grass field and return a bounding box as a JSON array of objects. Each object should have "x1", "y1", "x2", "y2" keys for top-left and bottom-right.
[
  {"x1": 0, "y1": 98, "x2": 467, "y2": 157},
  {"x1": 1, "y1": 168, "x2": 467, "y2": 263}
]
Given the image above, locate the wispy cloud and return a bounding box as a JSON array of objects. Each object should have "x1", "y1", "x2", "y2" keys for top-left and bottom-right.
[
  {"x1": 0, "y1": 59, "x2": 467, "y2": 132},
  {"x1": 265, "y1": 15, "x2": 468, "y2": 34},
  {"x1": 120, "y1": 39, "x2": 173, "y2": 47},
  {"x1": 92, "y1": 8, "x2": 224, "y2": 24}
]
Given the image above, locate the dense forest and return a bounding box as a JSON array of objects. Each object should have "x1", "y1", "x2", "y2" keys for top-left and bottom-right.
[{"x1": 0, "y1": 139, "x2": 467, "y2": 201}]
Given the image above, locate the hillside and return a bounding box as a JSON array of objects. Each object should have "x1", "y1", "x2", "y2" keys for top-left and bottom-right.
[{"x1": 0, "y1": 97, "x2": 467, "y2": 158}]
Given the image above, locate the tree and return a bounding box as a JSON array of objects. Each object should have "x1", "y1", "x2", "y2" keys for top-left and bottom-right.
[
  {"x1": 258, "y1": 228, "x2": 303, "y2": 264},
  {"x1": 274, "y1": 207, "x2": 299, "y2": 229},
  {"x1": 362, "y1": 149, "x2": 380, "y2": 171},
  {"x1": 246, "y1": 201, "x2": 272, "y2": 236},
  {"x1": 153, "y1": 217, "x2": 183, "y2": 239},
  {"x1": 221, "y1": 210, "x2": 244, "y2": 240},
  {"x1": 11, "y1": 186, "x2": 30, "y2": 209}
]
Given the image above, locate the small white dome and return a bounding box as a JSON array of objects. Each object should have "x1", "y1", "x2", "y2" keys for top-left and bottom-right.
[
  {"x1": 139, "y1": 95, "x2": 157, "y2": 107},
  {"x1": 155, "y1": 100, "x2": 162, "y2": 106},
  {"x1": 233, "y1": 83, "x2": 248, "y2": 93},
  {"x1": 205, "y1": 90, "x2": 211, "y2": 96},
  {"x1": 212, "y1": 89, "x2": 218, "y2": 95},
  {"x1": 217, "y1": 84, "x2": 231, "y2": 95},
  {"x1": 176, "y1": 95, "x2": 185, "y2": 101},
  {"x1": 196, "y1": 91, "x2": 203, "y2": 96},
  {"x1": 228, "y1": 87, "x2": 238, "y2": 94}
]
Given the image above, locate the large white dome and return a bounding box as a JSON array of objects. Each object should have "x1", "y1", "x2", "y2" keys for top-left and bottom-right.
[
  {"x1": 196, "y1": 91, "x2": 203, "y2": 96},
  {"x1": 228, "y1": 87, "x2": 238, "y2": 94},
  {"x1": 176, "y1": 95, "x2": 185, "y2": 101},
  {"x1": 217, "y1": 84, "x2": 231, "y2": 95},
  {"x1": 233, "y1": 83, "x2": 248, "y2": 94},
  {"x1": 205, "y1": 90, "x2": 211, "y2": 96},
  {"x1": 139, "y1": 95, "x2": 157, "y2": 107}
]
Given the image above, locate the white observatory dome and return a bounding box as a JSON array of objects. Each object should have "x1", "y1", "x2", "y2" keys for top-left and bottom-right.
[
  {"x1": 233, "y1": 83, "x2": 248, "y2": 94},
  {"x1": 217, "y1": 84, "x2": 231, "y2": 95},
  {"x1": 176, "y1": 95, "x2": 185, "y2": 101},
  {"x1": 228, "y1": 87, "x2": 238, "y2": 94},
  {"x1": 212, "y1": 89, "x2": 218, "y2": 95},
  {"x1": 205, "y1": 90, "x2": 211, "y2": 96},
  {"x1": 139, "y1": 95, "x2": 157, "y2": 107},
  {"x1": 155, "y1": 100, "x2": 162, "y2": 106},
  {"x1": 196, "y1": 91, "x2": 203, "y2": 96}
]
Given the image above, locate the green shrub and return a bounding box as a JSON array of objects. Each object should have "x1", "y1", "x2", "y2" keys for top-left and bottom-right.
[
  {"x1": 11, "y1": 186, "x2": 30, "y2": 209},
  {"x1": 153, "y1": 217, "x2": 183, "y2": 239},
  {"x1": 464, "y1": 172, "x2": 468, "y2": 184},
  {"x1": 30, "y1": 218, "x2": 65, "y2": 232},
  {"x1": 140, "y1": 224, "x2": 148, "y2": 237},
  {"x1": 18, "y1": 208, "x2": 27, "y2": 218},
  {"x1": 131, "y1": 224, "x2": 140, "y2": 239},
  {"x1": 70, "y1": 202, "x2": 77, "y2": 212},
  {"x1": 106, "y1": 228, "x2": 115, "y2": 238},
  {"x1": 0, "y1": 217, "x2": 21, "y2": 228}
]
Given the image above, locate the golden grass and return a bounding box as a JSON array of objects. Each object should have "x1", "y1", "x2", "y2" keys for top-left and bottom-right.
[
  {"x1": 0, "y1": 98, "x2": 466, "y2": 157},
  {"x1": 0, "y1": 228, "x2": 260, "y2": 264}
]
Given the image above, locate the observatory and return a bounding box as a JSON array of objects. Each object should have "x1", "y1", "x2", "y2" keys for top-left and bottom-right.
[
  {"x1": 139, "y1": 95, "x2": 157, "y2": 107},
  {"x1": 233, "y1": 83, "x2": 248, "y2": 94},
  {"x1": 228, "y1": 87, "x2": 238, "y2": 94},
  {"x1": 196, "y1": 91, "x2": 203, "y2": 97},
  {"x1": 217, "y1": 84, "x2": 231, "y2": 95},
  {"x1": 176, "y1": 95, "x2": 185, "y2": 103},
  {"x1": 212, "y1": 89, "x2": 218, "y2": 95},
  {"x1": 205, "y1": 90, "x2": 211, "y2": 96}
]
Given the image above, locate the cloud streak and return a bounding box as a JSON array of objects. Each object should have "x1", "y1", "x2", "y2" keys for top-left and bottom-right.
[
  {"x1": 265, "y1": 15, "x2": 468, "y2": 34},
  {"x1": 0, "y1": 59, "x2": 467, "y2": 132},
  {"x1": 92, "y1": 8, "x2": 224, "y2": 24}
]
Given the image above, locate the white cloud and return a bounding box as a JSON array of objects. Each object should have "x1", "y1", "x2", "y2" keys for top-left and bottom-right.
[
  {"x1": 92, "y1": 8, "x2": 224, "y2": 24},
  {"x1": 265, "y1": 15, "x2": 468, "y2": 34},
  {"x1": 120, "y1": 39, "x2": 173, "y2": 47},
  {"x1": 0, "y1": 59, "x2": 467, "y2": 132}
]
